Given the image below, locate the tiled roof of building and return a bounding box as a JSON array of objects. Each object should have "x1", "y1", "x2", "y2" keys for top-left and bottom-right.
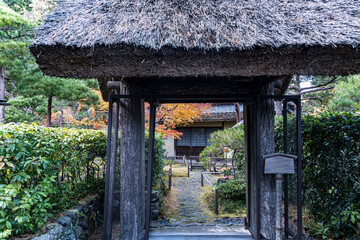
[{"x1": 200, "y1": 104, "x2": 240, "y2": 122}]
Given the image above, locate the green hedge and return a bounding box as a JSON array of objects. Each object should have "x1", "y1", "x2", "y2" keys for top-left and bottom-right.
[
  {"x1": 0, "y1": 123, "x2": 166, "y2": 238},
  {"x1": 145, "y1": 131, "x2": 166, "y2": 182},
  {"x1": 217, "y1": 179, "x2": 246, "y2": 201},
  {"x1": 275, "y1": 112, "x2": 360, "y2": 239},
  {"x1": 0, "y1": 123, "x2": 107, "y2": 238}
]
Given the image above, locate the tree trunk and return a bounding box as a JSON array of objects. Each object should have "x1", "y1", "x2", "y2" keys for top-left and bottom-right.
[
  {"x1": 0, "y1": 67, "x2": 5, "y2": 123},
  {"x1": 47, "y1": 95, "x2": 52, "y2": 127},
  {"x1": 294, "y1": 75, "x2": 301, "y2": 95}
]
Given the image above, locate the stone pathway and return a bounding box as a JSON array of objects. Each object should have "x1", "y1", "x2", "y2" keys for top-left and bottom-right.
[
  {"x1": 172, "y1": 170, "x2": 212, "y2": 224},
  {"x1": 150, "y1": 169, "x2": 244, "y2": 229}
]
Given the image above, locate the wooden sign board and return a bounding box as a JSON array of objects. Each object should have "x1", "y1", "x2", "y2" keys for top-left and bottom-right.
[{"x1": 263, "y1": 153, "x2": 296, "y2": 174}]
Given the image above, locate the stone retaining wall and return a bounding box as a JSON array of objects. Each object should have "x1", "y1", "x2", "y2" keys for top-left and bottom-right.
[{"x1": 32, "y1": 194, "x2": 103, "y2": 240}]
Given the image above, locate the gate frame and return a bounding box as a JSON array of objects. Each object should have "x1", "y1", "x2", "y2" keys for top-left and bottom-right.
[{"x1": 102, "y1": 94, "x2": 302, "y2": 240}]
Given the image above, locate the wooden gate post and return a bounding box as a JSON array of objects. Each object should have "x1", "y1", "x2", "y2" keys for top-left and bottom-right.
[
  {"x1": 259, "y1": 84, "x2": 276, "y2": 239},
  {"x1": 119, "y1": 81, "x2": 145, "y2": 240},
  {"x1": 244, "y1": 84, "x2": 277, "y2": 239}
]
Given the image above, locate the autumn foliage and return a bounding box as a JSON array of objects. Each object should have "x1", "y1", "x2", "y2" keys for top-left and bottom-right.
[
  {"x1": 47, "y1": 93, "x2": 211, "y2": 135},
  {"x1": 46, "y1": 89, "x2": 108, "y2": 129},
  {"x1": 145, "y1": 103, "x2": 212, "y2": 139}
]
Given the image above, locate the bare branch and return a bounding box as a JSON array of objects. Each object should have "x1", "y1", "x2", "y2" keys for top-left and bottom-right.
[
  {"x1": 300, "y1": 76, "x2": 337, "y2": 91},
  {"x1": 301, "y1": 86, "x2": 334, "y2": 95},
  {"x1": 301, "y1": 97, "x2": 322, "y2": 103},
  {"x1": 289, "y1": 76, "x2": 337, "y2": 92}
]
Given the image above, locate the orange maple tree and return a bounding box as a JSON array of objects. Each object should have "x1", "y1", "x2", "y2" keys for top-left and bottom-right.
[
  {"x1": 48, "y1": 90, "x2": 108, "y2": 129},
  {"x1": 48, "y1": 92, "x2": 212, "y2": 135},
  {"x1": 145, "y1": 103, "x2": 212, "y2": 139}
]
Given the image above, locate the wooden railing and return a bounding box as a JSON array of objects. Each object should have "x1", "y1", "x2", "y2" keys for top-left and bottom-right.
[{"x1": 200, "y1": 171, "x2": 224, "y2": 215}]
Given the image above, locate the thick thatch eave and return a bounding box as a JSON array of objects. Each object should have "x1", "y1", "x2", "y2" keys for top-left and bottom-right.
[
  {"x1": 31, "y1": 44, "x2": 359, "y2": 79},
  {"x1": 32, "y1": 0, "x2": 360, "y2": 51},
  {"x1": 30, "y1": 0, "x2": 360, "y2": 100}
]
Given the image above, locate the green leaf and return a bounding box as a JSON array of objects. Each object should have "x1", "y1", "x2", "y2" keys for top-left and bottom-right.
[
  {"x1": 5, "y1": 221, "x2": 12, "y2": 229},
  {"x1": 6, "y1": 162, "x2": 14, "y2": 168}
]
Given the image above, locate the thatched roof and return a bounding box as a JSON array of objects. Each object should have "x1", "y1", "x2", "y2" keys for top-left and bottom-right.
[{"x1": 30, "y1": 0, "x2": 360, "y2": 81}]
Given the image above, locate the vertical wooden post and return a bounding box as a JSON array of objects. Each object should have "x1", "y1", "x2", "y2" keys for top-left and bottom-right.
[
  {"x1": 119, "y1": 82, "x2": 145, "y2": 240},
  {"x1": 169, "y1": 165, "x2": 172, "y2": 192},
  {"x1": 259, "y1": 84, "x2": 276, "y2": 239},
  {"x1": 187, "y1": 164, "x2": 190, "y2": 178},
  {"x1": 275, "y1": 174, "x2": 283, "y2": 240},
  {"x1": 0, "y1": 67, "x2": 5, "y2": 123},
  {"x1": 201, "y1": 173, "x2": 204, "y2": 187},
  {"x1": 244, "y1": 85, "x2": 276, "y2": 239},
  {"x1": 244, "y1": 104, "x2": 251, "y2": 229},
  {"x1": 145, "y1": 100, "x2": 156, "y2": 240},
  {"x1": 215, "y1": 188, "x2": 219, "y2": 215},
  {"x1": 232, "y1": 156, "x2": 236, "y2": 180},
  {"x1": 103, "y1": 96, "x2": 119, "y2": 240}
]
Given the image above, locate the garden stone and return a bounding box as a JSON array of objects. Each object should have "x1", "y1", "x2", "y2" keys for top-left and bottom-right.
[
  {"x1": 30, "y1": 194, "x2": 102, "y2": 240},
  {"x1": 56, "y1": 216, "x2": 72, "y2": 228},
  {"x1": 72, "y1": 205, "x2": 84, "y2": 213},
  {"x1": 82, "y1": 205, "x2": 89, "y2": 214},
  {"x1": 64, "y1": 210, "x2": 79, "y2": 220},
  {"x1": 151, "y1": 190, "x2": 160, "y2": 203},
  {"x1": 151, "y1": 202, "x2": 159, "y2": 220},
  {"x1": 62, "y1": 229, "x2": 75, "y2": 240},
  {"x1": 79, "y1": 215, "x2": 89, "y2": 230},
  {"x1": 32, "y1": 223, "x2": 63, "y2": 240},
  {"x1": 74, "y1": 226, "x2": 83, "y2": 239}
]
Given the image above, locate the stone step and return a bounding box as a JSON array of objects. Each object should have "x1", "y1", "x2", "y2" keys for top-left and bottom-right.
[{"x1": 149, "y1": 232, "x2": 253, "y2": 240}]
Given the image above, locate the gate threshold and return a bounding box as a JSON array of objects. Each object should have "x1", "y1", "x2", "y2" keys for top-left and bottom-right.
[{"x1": 150, "y1": 232, "x2": 253, "y2": 240}]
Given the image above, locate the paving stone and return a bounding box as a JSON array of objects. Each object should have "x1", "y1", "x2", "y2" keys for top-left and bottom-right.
[
  {"x1": 150, "y1": 222, "x2": 165, "y2": 228},
  {"x1": 180, "y1": 223, "x2": 197, "y2": 227},
  {"x1": 166, "y1": 222, "x2": 180, "y2": 227},
  {"x1": 205, "y1": 223, "x2": 216, "y2": 226}
]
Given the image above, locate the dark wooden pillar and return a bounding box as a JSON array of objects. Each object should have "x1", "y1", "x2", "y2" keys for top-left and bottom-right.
[
  {"x1": 259, "y1": 83, "x2": 276, "y2": 239},
  {"x1": 245, "y1": 83, "x2": 276, "y2": 239},
  {"x1": 119, "y1": 81, "x2": 145, "y2": 240}
]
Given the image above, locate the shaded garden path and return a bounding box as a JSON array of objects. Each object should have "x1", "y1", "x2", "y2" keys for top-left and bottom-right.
[
  {"x1": 168, "y1": 169, "x2": 215, "y2": 225},
  {"x1": 151, "y1": 169, "x2": 244, "y2": 229}
]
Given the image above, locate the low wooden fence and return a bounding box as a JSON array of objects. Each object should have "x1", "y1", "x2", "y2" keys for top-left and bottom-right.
[
  {"x1": 168, "y1": 165, "x2": 172, "y2": 191},
  {"x1": 200, "y1": 171, "x2": 224, "y2": 215}
]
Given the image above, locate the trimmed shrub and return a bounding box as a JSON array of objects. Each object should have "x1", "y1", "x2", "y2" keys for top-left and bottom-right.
[
  {"x1": 145, "y1": 131, "x2": 166, "y2": 182},
  {"x1": 0, "y1": 123, "x2": 107, "y2": 238},
  {"x1": 217, "y1": 179, "x2": 246, "y2": 201},
  {"x1": 275, "y1": 112, "x2": 360, "y2": 239}
]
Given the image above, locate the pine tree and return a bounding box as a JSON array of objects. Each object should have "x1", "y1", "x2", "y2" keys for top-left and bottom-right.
[{"x1": 0, "y1": 1, "x2": 33, "y2": 122}]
